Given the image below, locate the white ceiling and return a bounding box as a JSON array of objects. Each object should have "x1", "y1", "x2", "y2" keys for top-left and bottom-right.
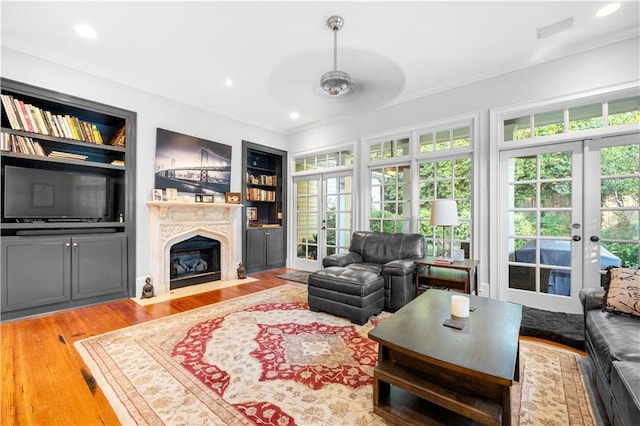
[{"x1": 2, "y1": 1, "x2": 638, "y2": 134}]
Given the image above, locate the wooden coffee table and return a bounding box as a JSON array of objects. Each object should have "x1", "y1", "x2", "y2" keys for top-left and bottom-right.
[{"x1": 368, "y1": 289, "x2": 522, "y2": 425}]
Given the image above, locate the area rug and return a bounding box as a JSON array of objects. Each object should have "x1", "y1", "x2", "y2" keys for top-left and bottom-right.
[
  {"x1": 276, "y1": 271, "x2": 311, "y2": 285},
  {"x1": 276, "y1": 271, "x2": 586, "y2": 350},
  {"x1": 520, "y1": 305, "x2": 585, "y2": 351},
  {"x1": 76, "y1": 285, "x2": 602, "y2": 425}
]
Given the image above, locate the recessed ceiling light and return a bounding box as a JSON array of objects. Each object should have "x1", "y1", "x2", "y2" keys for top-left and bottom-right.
[
  {"x1": 595, "y1": 3, "x2": 621, "y2": 17},
  {"x1": 75, "y1": 24, "x2": 96, "y2": 40},
  {"x1": 290, "y1": 112, "x2": 300, "y2": 120},
  {"x1": 225, "y1": 79, "x2": 233, "y2": 87}
]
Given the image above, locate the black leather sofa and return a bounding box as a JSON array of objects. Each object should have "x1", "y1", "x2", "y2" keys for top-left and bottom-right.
[
  {"x1": 580, "y1": 284, "x2": 640, "y2": 426},
  {"x1": 321, "y1": 231, "x2": 425, "y2": 311}
]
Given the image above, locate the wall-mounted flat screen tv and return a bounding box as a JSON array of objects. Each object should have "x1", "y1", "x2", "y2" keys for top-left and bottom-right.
[{"x1": 3, "y1": 165, "x2": 113, "y2": 222}]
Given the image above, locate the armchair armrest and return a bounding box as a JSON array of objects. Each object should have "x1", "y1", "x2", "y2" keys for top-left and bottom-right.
[
  {"x1": 382, "y1": 259, "x2": 417, "y2": 276},
  {"x1": 579, "y1": 287, "x2": 605, "y2": 312},
  {"x1": 323, "y1": 251, "x2": 363, "y2": 267}
]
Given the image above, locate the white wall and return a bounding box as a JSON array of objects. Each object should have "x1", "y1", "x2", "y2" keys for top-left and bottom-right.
[
  {"x1": 285, "y1": 37, "x2": 640, "y2": 295},
  {"x1": 1, "y1": 47, "x2": 288, "y2": 296}
]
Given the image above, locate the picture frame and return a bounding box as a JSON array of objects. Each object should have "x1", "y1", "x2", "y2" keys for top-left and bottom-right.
[
  {"x1": 152, "y1": 188, "x2": 163, "y2": 201},
  {"x1": 225, "y1": 192, "x2": 241, "y2": 204},
  {"x1": 202, "y1": 194, "x2": 214, "y2": 203},
  {"x1": 166, "y1": 188, "x2": 178, "y2": 201},
  {"x1": 195, "y1": 194, "x2": 203, "y2": 203},
  {"x1": 214, "y1": 195, "x2": 225, "y2": 204},
  {"x1": 247, "y1": 207, "x2": 258, "y2": 221}
]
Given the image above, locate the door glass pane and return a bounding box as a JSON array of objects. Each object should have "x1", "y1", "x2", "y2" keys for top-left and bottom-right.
[
  {"x1": 540, "y1": 211, "x2": 571, "y2": 236},
  {"x1": 600, "y1": 144, "x2": 639, "y2": 268},
  {"x1": 513, "y1": 184, "x2": 536, "y2": 208},
  {"x1": 540, "y1": 151, "x2": 571, "y2": 179},
  {"x1": 510, "y1": 211, "x2": 537, "y2": 236},
  {"x1": 512, "y1": 156, "x2": 537, "y2": 181},
  {"x1": 295, "y1": 179, "x2": 319, "y2": 260},
  {"x1": 540, "y1": 182, "x2": 571, "y2": 207},
  {"x1": 507, "y1": 149, "x2": 576, "y2": 297}
]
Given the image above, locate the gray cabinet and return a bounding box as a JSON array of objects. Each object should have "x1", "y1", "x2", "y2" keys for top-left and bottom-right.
[
  {"x1": 1, "y1": 236, "x2": 71, "y2": 311},
  {"x1": 1, "y1": 234, "x2": 127, "y2": 319},
  {"x1": 72, "y1": 234, "x2": 127, "y2": 300},
  {"x1": 246, "y1": 228, "x2": 284, "y2": 273}
]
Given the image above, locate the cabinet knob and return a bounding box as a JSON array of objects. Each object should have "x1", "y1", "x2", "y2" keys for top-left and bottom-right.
[
  {"x1": 73, "y1": 242, "x2": 78, "y2": 247},
  {"x1": 65, "y1": 243, "x2": 71, "y2": 247}
]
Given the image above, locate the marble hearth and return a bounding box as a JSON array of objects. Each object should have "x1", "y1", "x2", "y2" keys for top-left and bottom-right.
[{"x1": 146, "y1": 201, "x2": 242, "y2": 295}]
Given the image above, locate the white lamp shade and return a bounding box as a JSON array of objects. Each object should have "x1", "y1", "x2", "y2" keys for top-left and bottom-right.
[{"x1": 430, "y1": 199, "x2": 459, "y2": 226}]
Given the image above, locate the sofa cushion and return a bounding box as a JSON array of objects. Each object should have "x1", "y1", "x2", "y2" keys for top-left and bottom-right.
[
  {"x1": 611, "y1": 361, "x2": 640, "y2": 426},
  {"x1": 345, "y1": 263, "x2": 382, "y2": 275},
  {"x1": 585, "y1": 309, "x2": 640, "y2": 381},
  {"x1": 604, "y1": 267, "x2": 640, "y2": 319}
]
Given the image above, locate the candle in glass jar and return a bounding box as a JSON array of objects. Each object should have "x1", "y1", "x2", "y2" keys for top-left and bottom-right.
[{"x1": 451, "y1": 295, "x2": 470, "y2": 318}]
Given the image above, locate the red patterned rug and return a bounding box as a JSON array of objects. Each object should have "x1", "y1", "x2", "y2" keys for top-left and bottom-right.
[{"x1": 76, "y1": 285, "x2": 602, "y2": 425}]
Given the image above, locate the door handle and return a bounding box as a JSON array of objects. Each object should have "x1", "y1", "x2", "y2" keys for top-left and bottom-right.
[
  {"x1": 590, "y1": 235, "x2": 600, "y2": 242},
  {"x1": 572, "y1": 235, "x2": 581, "y2": 242}
]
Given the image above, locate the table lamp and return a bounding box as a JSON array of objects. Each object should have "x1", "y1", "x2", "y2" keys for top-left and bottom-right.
[{"x1": 430, "y1": 199, "x2": 459, "y2": 263}]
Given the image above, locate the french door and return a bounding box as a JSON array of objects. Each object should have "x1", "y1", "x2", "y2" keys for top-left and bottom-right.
[
  {"x1": 499, "y1": 133, "x2": 639, "y2": 313},
  {"x1": 293, "y1": 172, "x2": 353, "y2": 271}
]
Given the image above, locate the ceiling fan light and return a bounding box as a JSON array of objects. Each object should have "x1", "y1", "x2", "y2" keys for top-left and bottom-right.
[{"x1": 320, "y1": 70, "x2": 352, "y2": 96}]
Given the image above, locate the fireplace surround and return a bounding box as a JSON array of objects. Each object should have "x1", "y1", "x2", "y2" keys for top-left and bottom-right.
[{"x1": 147, "y1": 201, "x2": 242, "y2": 296}]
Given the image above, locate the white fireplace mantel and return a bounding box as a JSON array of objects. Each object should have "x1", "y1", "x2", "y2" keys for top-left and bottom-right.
[{"x1": 146, "y1": 201, "x2": 243, "y2": 295}]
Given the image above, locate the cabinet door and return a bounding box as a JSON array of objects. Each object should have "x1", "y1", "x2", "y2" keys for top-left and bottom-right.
[
  {"x1": 72, "y1": 234, "x2": 128, "y2": 300},
  {"x1": 1, "y1": 236, "x2": 71, "y2": 312},
  {"x1": 266, "y1": 228, "x2": 285, "y2": 268},
  {"x1": 246, "y1": 229, "x2": 267, "y2": 272}
]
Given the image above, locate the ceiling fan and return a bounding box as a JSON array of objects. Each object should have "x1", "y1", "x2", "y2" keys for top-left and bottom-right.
[{"x1": 320, "y1": 16, "x2": 358, "y2": 97}]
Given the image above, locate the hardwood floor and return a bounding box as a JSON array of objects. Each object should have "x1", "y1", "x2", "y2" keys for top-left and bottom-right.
[
  {"x1": 1, "y1": 267, "x2": 584, "y2": 425},
  {"x1": 1, "y1": 267, "x2": 295, "y2": 426}
]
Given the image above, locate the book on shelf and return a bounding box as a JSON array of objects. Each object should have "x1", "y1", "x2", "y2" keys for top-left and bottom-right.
[
  {"x1": 91, "y1": 124, "x2": 103, "y2": 143},
  {"x1": 110, "y1": 160, "x2": 125, "y2": 166},
  {"x1": 29, "y1": 105, "x2": 49, "y2": 136},
  {"x1": 0, "y1": 132, "x2": 46, "y2": 156},
  {"x1": 44, "y1": 111, "x2": 60, "y2": 137},
  {"x1": 1, "y1": 95, "x2": 23, "y2": 130},
  {"x1": 1, "y1": 93, "x2": 106, "y2": 144},
  {"x1": 48, "y1": 150, "x2": 88, "y2": 161},
  {"x1": 14, "y1": 100, "x2": 34, "y2": 132}
]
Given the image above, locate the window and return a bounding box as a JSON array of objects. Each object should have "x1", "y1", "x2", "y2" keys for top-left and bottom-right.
[
  {"x1": 369, "y1": 136, "x2": 410, "y2": 161},
  {"x1": 365, "y1": 118, "x2": 475, "y2": 257},
  {"x1": 369, "y1": 165, "x2": 411, "y2": 233},
  {"x1": 503, "y1": 95, "x2": 640, "y2": 142},
  {"x1": 418, "y1": 157, "x2": 472, "y2": 255},
  {"x1": 295, "y1": 150, "x2": 353, "y2": 172},
  {"x1": 420, "y1": 127, "x2": 471, "y2": 152}
]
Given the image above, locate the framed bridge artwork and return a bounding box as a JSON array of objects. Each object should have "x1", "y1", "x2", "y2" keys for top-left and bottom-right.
[{"x1": 154, "y1": 128, "x2": 232, "y2": 198}]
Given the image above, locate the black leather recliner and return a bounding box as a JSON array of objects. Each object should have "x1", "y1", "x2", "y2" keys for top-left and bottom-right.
[{"x1": 322, "y1": 231, "x2": 425, "y2": 311}]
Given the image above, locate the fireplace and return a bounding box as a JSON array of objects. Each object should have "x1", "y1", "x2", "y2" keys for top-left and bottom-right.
[
  {"x1": 170, "y1": 236, "x2": 221, "y2": 289},
  {"x1": 146, "y1": 201, "x2": 242, "y2": 296}
]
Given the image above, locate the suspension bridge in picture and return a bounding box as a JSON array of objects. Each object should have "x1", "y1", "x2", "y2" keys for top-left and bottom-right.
[{"x1": 155, "y1": 146, "x2": 231, "y2": 195}]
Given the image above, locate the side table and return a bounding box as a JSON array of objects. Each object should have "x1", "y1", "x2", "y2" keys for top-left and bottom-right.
[{"x1": 414, "y1": 256, "x2": 480, "y2": 295}]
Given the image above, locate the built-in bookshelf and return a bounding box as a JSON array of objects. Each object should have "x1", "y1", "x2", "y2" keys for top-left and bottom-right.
[
  {"x1": 0, "y1": 78, "x2": 137, "y2": 321},
  {"x1": 242, "y1": 140, "x2": 287, "y2": 273}
]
